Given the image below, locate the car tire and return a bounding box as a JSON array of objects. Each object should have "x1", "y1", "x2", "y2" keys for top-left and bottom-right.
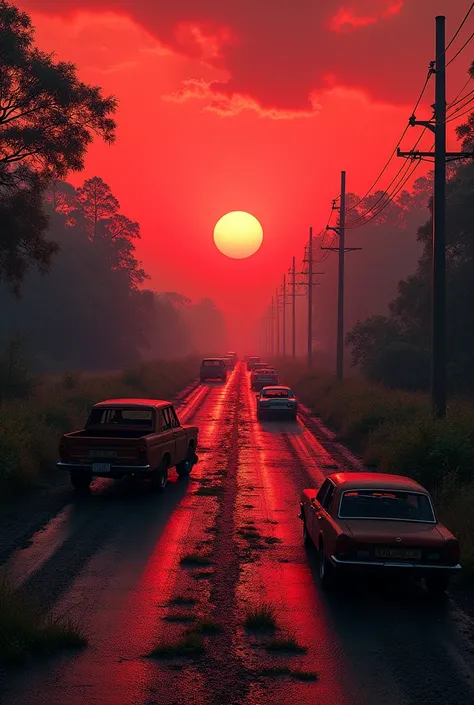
[
  {"x1": 426, "y1": 575, "x2": 449, "y2": 595},
  {"x1": 176, "y1": 445, "x2": 197, "y2": 477},
  {"x1": 70, "y1": 470, "x2": 92, "y2": 492},
  {"x1": 290, "y1": 412, "x2": 297, "y2": 421},
  {"x1": 318, "y1": 541, "x2": 336, "y2": 587},
  {"x1": 151, "y1": 460, "x2": 168, "y2": 493}
]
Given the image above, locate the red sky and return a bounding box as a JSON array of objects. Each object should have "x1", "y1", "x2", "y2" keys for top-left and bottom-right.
[{"x1": 20, "y1": 1, "x2": 473, "y2": 347}]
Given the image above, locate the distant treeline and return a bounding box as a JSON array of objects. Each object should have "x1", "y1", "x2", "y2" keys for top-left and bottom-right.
[
  {"x1": 0, "y1": 3, "x2": 227, "y2": 376},
  {"x1": 0, "y1": 177, "x2": 227, "y2": 373},
  {"x1": 346, "y1": 60, "x2": 474, "y2": 394}
]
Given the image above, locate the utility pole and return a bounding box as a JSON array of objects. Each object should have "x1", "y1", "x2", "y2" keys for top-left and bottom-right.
[
  {"x1": 337, "y1": 171, "x2": 346, "y2": 381},
  {"x1": 282, "y1": 274, "x2": 287, "y2": 357},
  {"x1": 307, "y1": 227, "x2": 313, "y2": 369},
  {"x1": 292, "y1": 256, "x2": 296, "y2": 360},
  {"x1": 397, "y1": 16, "x2": 473, "y2": 417},
  {"x1": 275, "y1": 288, "x2": 280, "y2": 358},
  {"x1": 323, "y1": 171, "x2": 361, "y2": 381},
  {"x1": 270, "y1": 297, "x2": 275, "y2": 357}
]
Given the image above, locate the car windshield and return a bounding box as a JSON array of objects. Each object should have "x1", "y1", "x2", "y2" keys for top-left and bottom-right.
[
  {"x1": 262, "y1": 389, "x2": 292, "y2": 398},
  {"x1": 339, "y1": 489, "x2": 436, "y2": 522},
  {"x1": 203, "y1": 360, "x2": 222, "y2": 365}
]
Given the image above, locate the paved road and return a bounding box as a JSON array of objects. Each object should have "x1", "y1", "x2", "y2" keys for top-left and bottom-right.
[{"x1": 1, "y1": 364, "x2": 474, "y2": 705}]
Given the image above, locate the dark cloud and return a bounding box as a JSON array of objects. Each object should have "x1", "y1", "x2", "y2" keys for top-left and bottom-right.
[{"x1": 22, "y1": 1, "x2": 471, "y2": 111}]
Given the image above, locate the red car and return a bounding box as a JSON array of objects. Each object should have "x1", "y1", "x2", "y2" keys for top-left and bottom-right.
[
  {"x1": 299, "y1": 472, "x2": 461, "y2": 594},
  {"x1": 251, "y1": 367, "x2": 279, "y2": 391}
]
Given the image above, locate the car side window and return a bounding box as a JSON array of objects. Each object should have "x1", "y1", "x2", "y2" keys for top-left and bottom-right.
[
  {"x1": 161, "y1": 408, "x2": 172, "y2": 431},
  {"x1": 321, "y1": 482, "x2": 335, "y2": 511},
  {"x1": 316, "y1": 479, "x2": 330, "y2": 505},
  {"x1": 169, "y1": 407, "x2": 180, "y2": 429}
]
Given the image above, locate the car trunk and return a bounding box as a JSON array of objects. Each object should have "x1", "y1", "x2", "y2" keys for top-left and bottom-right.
[
  {"x1": 340, "y1": 519, "x2": 445, "y2": 563},
  {"x1": 62, "y1": 432, "x2": 148, "y2": 465}
]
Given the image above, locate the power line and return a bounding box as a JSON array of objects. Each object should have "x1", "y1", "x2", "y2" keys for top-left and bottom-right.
[
  {"x1": 345, "y1": 4, "x2": 473, "y2": 217},
  {"x1": 446, "y1": 100, "x2": 474, "y2": 122},
  {"x1": 444, "y1": 2, "x2": 474, "y2": 55},
  {"x1": 345, "y1": 128, "x2": 427, "y2": 228},
  {"x1": 446, "y1": 31, "x2": 474, "y2": 67},
  {"x1": 345, "y1": 70, "x2": 433, "y2": 214}
]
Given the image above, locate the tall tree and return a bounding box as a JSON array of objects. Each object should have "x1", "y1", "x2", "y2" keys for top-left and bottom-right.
[{"x1": 0, "y1": 1, "x2": 117, "y2": 290}]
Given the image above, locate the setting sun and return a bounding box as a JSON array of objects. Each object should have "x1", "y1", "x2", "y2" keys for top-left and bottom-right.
[{"x1": 213, "y1": 211, "x2": 264, "y2": 259}]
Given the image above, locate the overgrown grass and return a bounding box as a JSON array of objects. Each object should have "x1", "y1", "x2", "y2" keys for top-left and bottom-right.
[
  {"x1": 180, "y1": 554, "x2": 213, "y2": 567},
  {"x1": 244, "y1": 603, "x2": 278, "y2": 632},
  {"x1": 148, "y1": 633, "x2": 205, "y2": 659},
  {"x1": 193, "y1": 485, "x2": 223, "y2": 497},
  {"x1": 168, "y1": 595, "x2": 198, "y2": 606},
  {"x1": 0, "y1": 581, "x2": 87, "y2": 665},
  {"x1": 258, "y1": 666, "x2": 318, "y2": 682},
  {"x1": 187, "y1": 619, "x2": 223, "y2": 635},
  {"x1": 277, "y1": 359, "x2": 474, "y2": 579},
  {"x1": 264, "y1": 634, "x2": 307, "y2": 654},
  {"x1": 0, "y1": 358, "x2": 198, "y2": 500}
]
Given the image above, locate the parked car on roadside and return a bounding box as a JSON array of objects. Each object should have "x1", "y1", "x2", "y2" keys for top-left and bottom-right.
[
  {"x1": 223, "y1": 356, "x2": 234, "y2": 370},
  {"x1": 58, "y1": 399, "x2": 199, "y2": 493},
  {"x1": 299, "y1": 472, "x2": 461, "y2": 594},
  {"x1": 251, "y1": 367, "x2": 279, "y2": 391},
  {"x1": 200, "y1": 357, "x2": 227, "y2": 382},
  {"x1": 257, "y1": 386, "x2": 297, "y2": 421}
]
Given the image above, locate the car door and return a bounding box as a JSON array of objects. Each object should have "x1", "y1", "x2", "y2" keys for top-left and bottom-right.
[
  {"x1": 315, "y1": 481, "x2": 337, "y2": 546},
  {"x1": 169, "y1": 406, "x2": 187, "y2": 460},
  {"x1": 310, "y1": 479, "x2": 334, "y2": 539},
  {"x1": 158, "y1": 407, "x2": 176, "y2": 464}
]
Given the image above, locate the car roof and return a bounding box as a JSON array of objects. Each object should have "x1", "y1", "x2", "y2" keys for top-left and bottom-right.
[
  {"x1": 202, "y1": 357, "x2": 224, "y2": 361},
  {"x1": 261, "y1": 385, "x2": 291, "y2": 391},
  {"x1": 93, "y1": 399, "x2": 170, "y2": 409},
  {"x1": 328, "y1": 472, "x2": 428, "y2": 493}
]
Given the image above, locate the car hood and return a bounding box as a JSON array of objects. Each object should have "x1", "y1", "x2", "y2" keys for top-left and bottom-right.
[{"x1": 341, "y1": 519, "x2": 445, "y2": 547}]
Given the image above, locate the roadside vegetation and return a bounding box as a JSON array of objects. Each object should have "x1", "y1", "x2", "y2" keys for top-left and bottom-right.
[
  {"x1": 0, "y1": 580, "x2": 86, "y2": 665},
  {"x1": 0, "y1": 357, "x2": 198, "y2": 501},
  {"x1": 278, "y1": 360, "x2": 474, "y2": 578}
]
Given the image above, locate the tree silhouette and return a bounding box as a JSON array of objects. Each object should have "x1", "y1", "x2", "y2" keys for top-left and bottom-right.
[{"x1": 0, "y1": 2, "x2": 117, "y2": 290}]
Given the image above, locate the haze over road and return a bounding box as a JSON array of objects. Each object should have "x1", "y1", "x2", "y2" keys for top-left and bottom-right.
[{"x1": 1, "y1": 364, "x2": 474, "y2": 705}]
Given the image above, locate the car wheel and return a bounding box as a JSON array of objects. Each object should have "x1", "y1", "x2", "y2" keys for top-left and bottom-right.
[
  {"x1": 318, "y1": 541, "x2": 335, "y2": 587},
  {"x1": 426, "y1": 575, "x2": 449, "y2": 595},
  {"x1": 176, "y1": 445, "x2": 197, "y2": 477},
  {"x1": 290, "y1": 412, "x2": 297, "y2": 421},
  {"x1": 151, "y1": 460, "x2": 168, "y2": 493},
  {"x1": 70, "y1": 470, "x2": 92, "y2": 492}
]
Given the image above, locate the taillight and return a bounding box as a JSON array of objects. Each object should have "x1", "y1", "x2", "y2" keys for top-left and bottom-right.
[
  {"x1": 335, "y1": 534, "x2": 353, "y2": 558},
  {"x1": 138, "y1": 446, "x2": 147, "y2": 461},
  {"x1": 445, "y1": 539, "x2": 460, "y2": 565}
]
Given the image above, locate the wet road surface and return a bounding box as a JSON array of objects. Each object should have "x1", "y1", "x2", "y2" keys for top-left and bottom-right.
[{"x1": 1, "y1": 364, "x2": 474, "y2": 704}]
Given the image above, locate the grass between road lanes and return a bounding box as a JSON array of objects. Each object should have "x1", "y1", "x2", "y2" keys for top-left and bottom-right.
[
  {"x1": 277, "y1": 359, "x2": 474, "y2": 579},
  {"x1": 0, "y1": 580, "x2": 87, "y2": 665},
  {"x1": 0, "y1": 357, "x2": 199, "y2": 501}
]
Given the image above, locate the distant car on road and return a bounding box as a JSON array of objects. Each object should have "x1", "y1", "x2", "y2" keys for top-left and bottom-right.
[
  {"x1": 200, "y1": 357, "x2": 227, "y2": 383},
  {"x1": 247, "y1": 356, "x2": 261, "y2": 371},
  {"x1": 58, "y1": 399, "x2": 199, "y2": 493},
  {"x1": 226, "y1": 351, "x2": 238, "y2": 365},
  {"x1": 257, "y1": 386, "x2": 297, "y2": 421},
  {"x1": 222, "y1": 356, "x2": 234, "y2": 370},
  {"x1": 251, "y1": 367, "x2": 279, "y2": 391},
  {"x1": 299, "y1": 472, "x2": 461, "y2": 594}
]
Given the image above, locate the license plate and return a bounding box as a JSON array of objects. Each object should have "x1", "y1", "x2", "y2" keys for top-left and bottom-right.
[
  {"x1": 92, "y1": 463, "x2": 111, "y2": 473},
  {"x1": 375, "y1": 548, "x2": 421, "y2": 560}
]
